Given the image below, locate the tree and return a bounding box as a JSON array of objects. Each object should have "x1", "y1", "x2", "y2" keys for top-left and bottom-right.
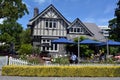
[
  {"x1": 115, "y1": 0, "x2": 120, "y2": 41},
  {"x1": 19, "y1": 28, "x2": 31, "y2": 44},
  {"x1": 108, "y1": 18, "x2": 117, "y2": 40},
  {"x1": 0, "y1": 19, "x2": 23, "y2": 44},
  {"x1": 0, "y1": 33, "x2": 15, "y2": 43},
  {"x1": 0, "y1": 0, "x2": 29, "y2": 20},
  {"x1": 0, "y1": 0, "x2": 29, "y2": 55},
  {"x1": 18, "y1": 44, "x2": 32, "y2": 55},
  {"x1": 108, "y1": 18, "x2": 117, "y2": 29},
  {"x1": 109, "y1": 0, "x2": 120, "y2": 41}
]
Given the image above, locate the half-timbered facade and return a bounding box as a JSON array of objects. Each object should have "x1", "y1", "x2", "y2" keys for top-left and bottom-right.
[{"x1": 28, "y1": 4, "x2": 105, "y2": 56}]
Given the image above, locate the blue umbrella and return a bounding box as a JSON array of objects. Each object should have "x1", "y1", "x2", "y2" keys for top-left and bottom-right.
[
  {"x1": 98, "y1": 40, "x2": 120, "y2": 56},
  {"x1": 51, "y1": 38, "x2": 74, "y2": 55},
  {"x1": 51, "y1": 38, "x2": 74, "y2": 44},
  {"x1": 99, "y1": 40, "x2": 120, "y2": 46},
  {"x1": 80, "y1": 39, "x2": 100, "y2": 45}
]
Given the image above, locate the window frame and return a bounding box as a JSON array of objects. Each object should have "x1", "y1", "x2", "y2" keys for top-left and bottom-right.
[
  {"x1": 69, "y1": 27, "x2": 84, "y2": 33},
  {"x1": 45, "y1": 19, "x2": 57, "y2": 29}
]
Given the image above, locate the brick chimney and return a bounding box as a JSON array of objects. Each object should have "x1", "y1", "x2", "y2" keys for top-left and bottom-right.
[{"x1": 34, "y1": 7, "x2": 39, "y2": 17}]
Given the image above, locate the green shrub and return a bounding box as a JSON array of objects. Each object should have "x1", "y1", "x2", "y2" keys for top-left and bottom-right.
[
  {"x1": 18, "y1": 44, "x2": 32, "y2": 55},
  {"x1": 52, "y1": 57, "x2": 70, "y2": 65},
  {"x1": 2, "y1": 65, "x2": 120, "y2": 77},
  {"x1": 32, "y1": 47, "x2": 41, "y2": 55}
]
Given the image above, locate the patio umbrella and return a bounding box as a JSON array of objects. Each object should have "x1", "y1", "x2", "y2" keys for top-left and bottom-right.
[
  {"x1": 98, "y1": 40, "x2": 120, "y2": 46},
  {"x1": 80, "y1": 39, "x2": 101, "y2": 45},
  {"x1": 51, "y1": 38, "x2": 74, "y2": 55},
  {"x1": 78, "y1": 39, "x2": 100, "y2": 61},
  {"x1": 51, "y1": 38, "x2": 74, "y2": 44},
  {"x1": 98, "y1": 40, "x2": 120, "y2": 57}
]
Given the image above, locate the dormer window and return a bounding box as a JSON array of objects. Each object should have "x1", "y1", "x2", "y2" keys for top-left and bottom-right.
[
  {"x1": 45, "y1": 19, "x2": 57, "y2": 29},
  {"x1": 70, "y1": 27, "x2": 84, "y2": 33}
]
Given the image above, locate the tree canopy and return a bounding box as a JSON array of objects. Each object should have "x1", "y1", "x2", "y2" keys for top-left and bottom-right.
[
  {"x1": 0, "y1": 0, "x2": 31, "y2": 55},
  {"x1": 0, "y1": 19, "x2": 23, "y2": 44},
  {"x1": 20, "y1": 28, "x2": 31, "y2": 44},
  {"x1": 109, "y1": 0, "x2": 120, "y2": 41},
  {"x1": 0, "y1": 0, "x2": 29, "y2": 20}
]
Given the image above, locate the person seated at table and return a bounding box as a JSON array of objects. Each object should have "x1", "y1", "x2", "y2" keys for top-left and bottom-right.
[{"x1": 70, "y1": 53, "x2": 78, "y2": 64}]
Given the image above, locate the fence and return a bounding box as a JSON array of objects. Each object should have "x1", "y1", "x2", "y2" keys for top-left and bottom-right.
[
  {"x1": 1, "y1": 56, "x2": 120, "y2": 68},
  {"x1": 9, "y1": 57, "x2": 28, "y2": 65},
  {"x1": 0, "y1": 56, "x2": 8, "y2": 69}
]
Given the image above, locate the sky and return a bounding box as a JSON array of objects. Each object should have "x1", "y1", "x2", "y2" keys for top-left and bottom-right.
[{"x1": 1, "y1": 0, "x2": 118, "y2": 29}]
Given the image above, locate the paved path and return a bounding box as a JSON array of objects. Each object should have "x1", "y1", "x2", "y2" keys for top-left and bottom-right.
[
  {"x1": 0, "y1": 76, "x2": 120, "y2": 80},
  {"x1": 0, "y1": 70, "x2": 120, "y2": 80}
]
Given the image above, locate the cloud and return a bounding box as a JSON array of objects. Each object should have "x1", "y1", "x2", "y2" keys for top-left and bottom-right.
[
  {"x1": 34, "y1": 0, "x2": 49, "y2": 4},
  {"x1": 83, "y1": 17, "x2": 111, "y2": 26},
  {"x1": 98, "y1": 18, "x2": 109, "y2": 23},
  {"x1": 97, "y1": 18, "x2": 113, "y2": 25}
]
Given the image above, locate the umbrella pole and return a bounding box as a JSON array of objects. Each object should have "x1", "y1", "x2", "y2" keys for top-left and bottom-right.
[
  {"x1": 106, "y1": 38, "x2": 109, "y2": 59},
  {"x1": 78, "y1": 37, "x2": 80, "y2": 63}
]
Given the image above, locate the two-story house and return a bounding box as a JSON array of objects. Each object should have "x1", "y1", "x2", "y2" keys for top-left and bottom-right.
[{"x1": 27, "y1": 4, "x2": 105, "y2": 56}]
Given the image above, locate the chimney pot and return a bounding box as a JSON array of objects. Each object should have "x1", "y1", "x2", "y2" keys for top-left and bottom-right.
[{"x1": 34, "y1": 8, "x2": 39, "y2": 17}]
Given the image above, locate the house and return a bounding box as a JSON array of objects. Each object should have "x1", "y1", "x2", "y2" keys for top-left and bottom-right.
[
  {"x1": 27, "y1": 4, "x2": 105, "y2": 56},
  {"x1": 99, "y1": 26, "x2": 110, "y2": 38}
]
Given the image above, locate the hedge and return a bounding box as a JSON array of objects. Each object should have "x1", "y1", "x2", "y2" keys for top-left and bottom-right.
[{"x1": 2, "y1": 65, "x2": 120, "y2": 77}]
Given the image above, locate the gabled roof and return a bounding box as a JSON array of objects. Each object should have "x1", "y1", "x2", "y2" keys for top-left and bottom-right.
[
  {"x1": 29, "y1": 4, "x2": 70, "y2": 25},
  {"x1": 68, "y1": 18, "x2": 94, "y2": 36},
  {"x1": 84, "y1": 23, "x2": 106, "y2": 41}
]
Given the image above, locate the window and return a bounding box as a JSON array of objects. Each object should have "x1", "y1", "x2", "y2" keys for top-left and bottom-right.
[
  {"x1": 41, "y1": 39, "x2": 58, "y2": 51},
  {"x1": 43, "y1": 47, "x2": 45, "y2": 51},
  {"x1": 70, "y1": 27, "x2": 84, "y2": 33},
  {"x1": 46, "y1": 21, "x2": 48, "y2": 28},
  {"x1": 43, "y1": 40, "x2": 45, "y2": 42},
  {"x1": 49, "y1": 21, "x2": 52, "y2": 28},
  {"x1": 42, "y1": 39, "x2": 49, "y2": 51},
  {"x1": 55, "y1": 44, "x2": 57, "y2": 50},
  {"x1": 51, "y1": 43, "x2": 58, "y2": 51},
  {"x1": 77, "y1": 28, "x2": 80, "y2": 32},
  {"x1": 47, "y1": 40, "x2": 49, "y2": 42},
  {"x1": 74, "y1": 28, "x2": 77, "y2": 32},
  {"x1": 70, "y1": 28, "x2": 73, "y2": 32},
  {"x1": 46, "y1": 47, "x2": 49, "y2": 50},
  {"x1": 53, "y1": 22, "x2": 56, "y2": 28},
  {"x1": 45, "y1": 20, "x2": 56, "y2": 28},
  {"x1": 51, "y1": 44, "x2": 53, "y2": 50}
]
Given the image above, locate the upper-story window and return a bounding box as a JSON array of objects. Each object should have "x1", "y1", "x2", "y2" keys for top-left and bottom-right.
[
  {"x1": 77, "y1": 28, "x2": 80, "y2": 32},
  {"x1": 45, "y1": 19, "x2": 57, "y2": 29},
  {"x1": 53, "y1": 22, "x2": 56, "y2": 28},
  {"x1": 70, "y1": 27, "x2": 84, "y2": 33},
  {"x1": 46, "y1": 20, "x2": 48, "y2": 28}
]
